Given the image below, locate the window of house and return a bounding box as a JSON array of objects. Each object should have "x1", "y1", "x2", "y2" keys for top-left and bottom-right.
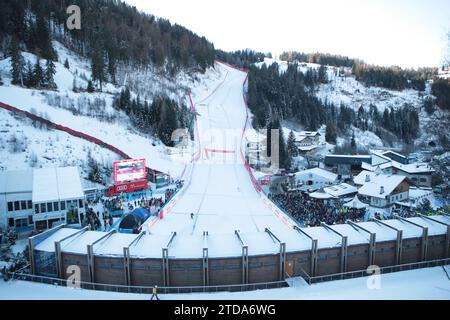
[
  {"x1": 35, "y1": 204, "x2": 40, "y2": 214},
  {"x1": 79, "y1": 199, "x2": 84, "y2": 208},
  {"x1": 47, "y1": 203, "x2": 53, "y2": 212},
  {"x1": 420, "y1": 178, "x2": 427, "y2": 183},
  {"x1": 7, "y1": 202, "x2": 13, "y2": 212},
  {"x1": 28, "y1": 215, "x2": 33, "y2": 225},
  {"x1": 15, "y1": 218, "x2": 28, "y2": 228},
  {"x1": 60, "y1": 201, "x2": 66, "y2": 211},
  {"x1": 8, "y1": 218, "x2": 14, "y2": 227},
  {"x1": 14, "y1": 201, "x2": 20, "y2": 211},
  {"x1": 53, "y1": 202, "x2": 59, "y2": 211},
  {"x1": 40, "y1": 203, "x2": 46, "y2": 213},
  {"x1": 27, "y1": 200, "x2": 32, "y2": 209},
  {"x1": 21, "y1": 201, "x2": 27, "y2": 210}
]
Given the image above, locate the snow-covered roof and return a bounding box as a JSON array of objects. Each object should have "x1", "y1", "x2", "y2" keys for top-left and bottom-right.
[
  {"x1": 324, "y1": 183, "x2": 358, "y2": 198},
  {"x1": 298, "y1": 131, "x2": 320, "y2": 137},
  {"x1": 298, "y1": 145, "x2": 318, "y2": 151},
  {"x1": 309, "y1": 191, "x2": 334, "y2": 200},
  {"x1": 329, "y1": 224, "x2": 370, "y2": 246},
  {"x1": 356, "y1": 221, "x2": 398, "y2": 242},
  {"x1": 382, "y1": 219, "x2": 425, "y2": 239},
  {"x1": 61, "y1": 231, "x2": 106, "y2": 254},
  {"x1": 354, "y1": 170, "x2": 383, "y2": 185},
  {"x1": 301, "y1": 226, "x2": 342, "y2": 249},
  {"x1": 358, "y1": 174, "x2": 406, "y2": 198},
  {"x1": 391, "y1": 162, "x2": 435, "y2": 174},
  {"x1": 295, "y1": 168, "x2": 338, "y2": 182},
  {"x1": 94, "y1": 233, "x2": 138, "y2": 257},
  {"x1": 0, "y1": 170, "x2": 33, "y2": 194},
  {"x1": 33, "y1": 216, "x2": 449, "y2": 257},
  {"x1": 406, "y1": 217, "x2": 448, "y2": 236},
  {"x1": 32, "y1": 167, "x2": 84, "y2": 203},
  {"x1": 34, "y1": 228, "x2": 81, "y2": 252}
]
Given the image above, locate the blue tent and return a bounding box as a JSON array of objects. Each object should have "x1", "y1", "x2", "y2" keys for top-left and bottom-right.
[{"x1": 119, "y1": 208, "x2": 149, "y2": 232}]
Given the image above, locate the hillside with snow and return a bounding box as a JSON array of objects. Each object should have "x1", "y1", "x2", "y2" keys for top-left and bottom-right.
[
  {"x1": 0, "y1": 40, "x2": 224, "y2": 184},
  {"x1": 256, "y1": 57, "x2": 450, "y2": 154}
]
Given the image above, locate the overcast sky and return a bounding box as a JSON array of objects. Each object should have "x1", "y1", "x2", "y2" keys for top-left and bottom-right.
[{"x1": 124, "y1": 0, "x2": 450, "y2": 69}]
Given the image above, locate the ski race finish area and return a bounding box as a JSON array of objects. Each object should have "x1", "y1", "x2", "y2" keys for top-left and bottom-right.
[{"x1": 29, "y1": 63, "x2": 450, "y2": 289}]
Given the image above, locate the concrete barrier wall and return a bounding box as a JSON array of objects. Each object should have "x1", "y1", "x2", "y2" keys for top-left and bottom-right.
[
  {"x1": 426, "y1": 235, "x2": 447, "y2": 261},
  {"x1": 373, "y1": 241, "x2": 397, "y2": 267},
  {"x1": 168, "y1": 259, "x2": 204, "y2": 287},
  {"x1": 347, "y1": 244, "x2": 372, "y2": 271},
  {"x1": 401, "y1": 238, "x2": 422, "y2": 264},
  {"x1": 34, "y1": 232, "x2": 449, "y2": 287},
  {"x1": 209, "y1": 257, "x2": 243, "y2": 285},
  {"x1": 286, "y1": 251, "x2": 312, "y2": 277},
  {"x1": 61, "y1": 252, "x2": 90, "y2": 282},
  {"x1": 94, "y1": 256, "x2": 126, "y2": 286},
  {"x1": 316, "y1": 248, "x2": 342, "y2": 276},
  {"x1": 129, "y1": 258, "x2": 164, "y2": 287},
  {"x1": 248, "y1": 255, "x2": 280, "y2": 283}
]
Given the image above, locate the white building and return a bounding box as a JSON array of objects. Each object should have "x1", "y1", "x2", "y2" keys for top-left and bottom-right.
[
  {"x1": 0, "y1": 167, "x2": 86, "y2": 231},
  {"x1": 0, "y1": 170, "x2": 34, "y2": 230},
  {"x1": 358, "y1": 173, "x2": 410, "y2": 208},
  {"x1": 363, "y1": 151, "x2": 435, "y2": 187},
  {"x1": 294, "y1": 168, "x2": 338, "y2": 192},
  {"x1": 309, "y1": 183, "x2": 358, "y2": 204},
  {"x1": 294, "y1": 131, "x2": 321, "y2": 153}
]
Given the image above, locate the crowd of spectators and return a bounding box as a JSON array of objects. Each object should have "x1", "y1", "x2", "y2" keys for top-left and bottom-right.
[{"x1": 270, "y1": 192, "x2": 366, "y2": 227}]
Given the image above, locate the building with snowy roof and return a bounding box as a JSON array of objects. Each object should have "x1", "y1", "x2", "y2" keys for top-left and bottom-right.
[
  {"x1": 293, "y1": 168, "x2": 338, "y2": 192},
  {"x1": 358, "y1": 173, "x2": 410, "y2": 208},
  {"x1": 309, "y1": 183, "x2": 358, "y2": 204},
  {"x1": 324, "y1": 154, "x2": 372, "y2": 176},
  {"x1": 0, "y1": 170, "x2": 34, "y2": 231},
  {"x1": 362, "y1": 151, "x2": 435, "y2": 188},
  {"x1": 0, "y1": 167, "x2": 85, "y2": 231}
]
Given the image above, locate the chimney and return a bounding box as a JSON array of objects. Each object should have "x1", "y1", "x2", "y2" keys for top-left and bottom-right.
[
  {"x1": 380, "y1": 186, "x2": 385, "y2": 195},
  {"x1": 365, "y1": 175, "x2": 370, "y2": 182}
]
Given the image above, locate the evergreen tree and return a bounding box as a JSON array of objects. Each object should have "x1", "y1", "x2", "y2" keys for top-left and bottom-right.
[
  {"x1": 157, "y1": 98, "x2": 179, "y2": 146},
  {"x1": 9, "y1": 37, "x2": 25, "y2": 86},
  {"x1": 287, "y1": 130, "x2": 298, "y2": 159},
  {"x1": 35, "y1": 13, "x2": 56, "y2": 60},
  {"x1": 351, "y1": 131, "x2": 357, "y2": 153},
  {"x1": 91, "y1": 44, "x2": 106, "y2": 90},
  {"x1": 87, "y1": 80, "x2": 95, "y2": 93},
  {"x1": 318, "y1": 64, "x2": 328, "y2": 83},
  {"x1": 424, "y1": 98, "x2": 435, "y2": 115},
  {"x1": 33, "y1": 59, "x2": 44, "y2": 88},
  {"x1": 24, "y1": 61, "x2": 34, "y2": 88},
  {"x1": 325, "y1": 122, "x2": 337, "y2": 144},
  {"x1": 44, "y1": 59, "x2": 56, "y2": 89}
]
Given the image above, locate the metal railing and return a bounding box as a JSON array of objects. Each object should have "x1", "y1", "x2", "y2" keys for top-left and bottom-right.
[
  {"x1": 300, "y1": 258, "x2": 450, "y2": 285},
  {"x1": 7, "y1": 258, "x2": 449, "y2": 294},
  {"x1": 5, "y1": 271, "x2": 288, "y2": 295}
]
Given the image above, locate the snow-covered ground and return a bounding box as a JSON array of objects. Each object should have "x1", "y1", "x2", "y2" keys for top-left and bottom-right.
[
  {"x1": 0, "y1": 41, "x2": 212, "y2": 181},
  {"x1": 1, "y1": 266, "x2": 448, "y2": 300},
  {"x1": 147, "y1": 63, "x2": 298, "y2": 237},
  {"x1": 0, "y1": 108, "x2": 119, "y2": 184}
]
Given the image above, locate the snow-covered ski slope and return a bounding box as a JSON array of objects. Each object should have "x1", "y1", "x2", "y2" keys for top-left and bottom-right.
[{"x1": 149, "y1": 62, "x2": 298, "y2": 239}]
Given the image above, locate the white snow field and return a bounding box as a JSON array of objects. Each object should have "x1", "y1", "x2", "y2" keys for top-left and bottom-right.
[
  {"x1": 1, "y1": 266, "x2": 449, "y2": 300},
  {"x1": 147, "y1": 63, "x2": 299, "y2": 239}
]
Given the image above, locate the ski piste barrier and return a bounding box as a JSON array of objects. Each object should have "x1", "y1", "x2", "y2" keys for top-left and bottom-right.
[
  {"x1": 215, "y1": 59, "x2": 249, "y2": 73},
  {"x1": 219, "y1": 62, "x2": 297, "y2": 229},
  {"x1": 0, "y1": 101, "x2": 165, "y2": 178}
]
